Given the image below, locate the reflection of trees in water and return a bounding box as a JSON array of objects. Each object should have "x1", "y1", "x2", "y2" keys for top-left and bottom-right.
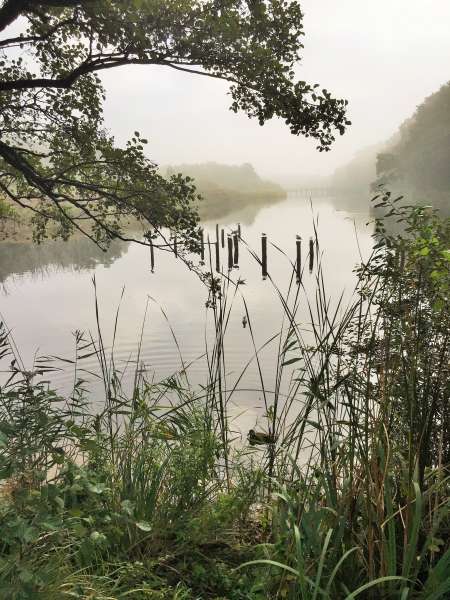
[
  {"x1": 200, "y1": 192, "x2": 285, "y2": 225},
  {"x1": 202, "y1": 191, "x2": 378, "y2": 230},
  {"x1": 0, "y1": 237, "x2": 130, "y2": 286},
  {"x1": 330, "y1": 191, "x2": 376, "y2": 214},
  {"x1": 333, "y1": 187, "x2": 449, "y2": 223}
]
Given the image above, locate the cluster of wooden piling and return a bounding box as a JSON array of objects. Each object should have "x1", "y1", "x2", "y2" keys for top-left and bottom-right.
[
  {"x1": 151, "y1": 223, "x2": 316, "y2": 281},
  {"x1": 198, "y1": 225, "x2": 242, "y2": 274}
]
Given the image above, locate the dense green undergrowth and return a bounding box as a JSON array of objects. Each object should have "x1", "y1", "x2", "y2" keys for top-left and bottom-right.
[{"x1": 0, "y1": 197, "x2": 449, "y2": 599}]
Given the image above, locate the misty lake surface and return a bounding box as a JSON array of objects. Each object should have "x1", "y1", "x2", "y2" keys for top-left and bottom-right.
[{"x1": 0, "y1": 193, "x2": 375, "y2": 430}]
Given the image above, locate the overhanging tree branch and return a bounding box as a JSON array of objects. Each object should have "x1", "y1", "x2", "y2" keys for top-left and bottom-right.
[
  {"x1": 0, "y1": 18, "x2": 76, "y2": 48},
  {"x1": 0, "y1": 0, "x2": 350, "y2": 252}
]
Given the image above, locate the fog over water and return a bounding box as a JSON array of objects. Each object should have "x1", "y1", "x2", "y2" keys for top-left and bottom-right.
[{"x1": 100, "y1": 1, "x2": 450, "y2": 183}]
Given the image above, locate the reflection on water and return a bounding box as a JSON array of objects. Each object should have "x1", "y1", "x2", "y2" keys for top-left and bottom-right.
[
  {"x1": 0, "y1": 237, "x2": 130, "y2": 290},
  {"x1": 199, "y1": 191, "x2": 286, "y2": 224},
  {"x1": 0, "y1": 193, "x2": 375, "y2": 425}
]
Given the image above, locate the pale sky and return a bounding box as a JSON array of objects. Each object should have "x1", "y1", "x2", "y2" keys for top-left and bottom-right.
[{"x1": 100, "y1": 1, "x2": 450, "y2": 182}]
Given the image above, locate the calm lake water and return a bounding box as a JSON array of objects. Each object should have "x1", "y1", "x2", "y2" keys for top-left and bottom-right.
[{"x1": 0, "y1": 193, "x2": 375, "y2": 430}]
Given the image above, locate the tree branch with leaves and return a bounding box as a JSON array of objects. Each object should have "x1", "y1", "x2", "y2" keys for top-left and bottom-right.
[{"x1": 0, "y1": 0, "x2": 350, "y2": 250}]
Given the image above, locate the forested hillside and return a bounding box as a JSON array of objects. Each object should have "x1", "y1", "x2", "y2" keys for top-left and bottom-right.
[
  {"x1": 330, "y1": 81, "x2": 450, "y2": 211},
  {"x1": 376, "y1": 82, "x2": 450, "y2": 203},
  {"x1": 166, "y1": 162, "x2": 285, "y2": 219}
]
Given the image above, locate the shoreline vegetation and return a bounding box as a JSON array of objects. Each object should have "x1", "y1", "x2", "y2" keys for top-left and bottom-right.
[
  {"x1": 0, "y1": 162, "x2": 286, "y2": 244},
  {"x1": 0, "y1": 196, "x2": 449, "y2": 599}
]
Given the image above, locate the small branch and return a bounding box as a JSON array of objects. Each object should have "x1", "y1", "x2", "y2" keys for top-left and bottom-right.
[{"x1": 0, "y1": 18, "x2": 76, "y2": 48}]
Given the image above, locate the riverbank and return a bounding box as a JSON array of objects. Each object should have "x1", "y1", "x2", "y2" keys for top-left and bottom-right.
[{"x1": 0, "y1": 198, "x2": 449, "y2": 599}]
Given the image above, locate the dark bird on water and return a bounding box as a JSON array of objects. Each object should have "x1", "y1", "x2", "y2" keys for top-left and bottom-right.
[{"x1": 248, "y1": 429, "x2": 277, "y2": 446}]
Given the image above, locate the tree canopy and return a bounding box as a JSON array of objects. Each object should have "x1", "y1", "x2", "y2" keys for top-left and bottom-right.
[
  {"x1": 0, "y1": 0, "x2": 350, "y2": 248},
  {"x1": 376, "y1": 81, "x2": 450, "y2": 210}
]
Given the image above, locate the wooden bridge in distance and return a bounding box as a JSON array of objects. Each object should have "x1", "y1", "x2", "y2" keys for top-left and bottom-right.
[{"x1": 286, "y1": 187, "x2": 334, "y2": 197}]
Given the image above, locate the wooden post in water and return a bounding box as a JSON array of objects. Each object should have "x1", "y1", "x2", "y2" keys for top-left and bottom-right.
[
  {"x1": 309, "y1": 237, "x2": 314, "y2": 273},
  {"x1": 215, "y1": 240, "x2": 220, "y2": 272},
  {"x1": 233, "y1": 233, "x2": 239, "y2": 267},
  {"x1": 150, "y1": 238, "x2": 155, "y2": 273},
  {"x1": 261, "y1": 233, "x2": 268, "y2": 279},
  {"x1": 237, "y1": 223, "x2": 241, "y2": 238},
  {"x1": 296, "y1": 235, "x2": 301, "y2": 283},
  {"x1": 221, "y1": 228, "x2": 225, "y2": 248},
  {"x1": 214, "y1": 224, "x2": 220, "y2": 272},
  {"x1": 227, "y1": 235, "x2": 233, "y2": 271}
]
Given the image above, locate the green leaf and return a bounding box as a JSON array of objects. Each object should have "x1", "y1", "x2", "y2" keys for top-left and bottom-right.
[
  {"x1": 325, "y1": 548, "x2": 358, "y2": 594},
  {"x1": 237, "y1": 559, "x2": 299, "y2": 578},
  {"x1": 345, "y1": 576, "x2": 406, "y2": 599},
  {"x1": 135, "y1": 521, "x2": 152, "y2": 532},
  {"x1": 80, "y1": 438, "x2": 99, "y2": 452},
  {"x1": 54, "y1": 496, "x2": 65, "y2": 510},
  {"x1": 121, "y1": 499, "x2": 135, "y2": 516},
  {"x1": 281, "y1": 357, "x2": 301, "y2": 367},
  {"x1": 306, "y1": 420, "x2": 322, "y2": 430},
  {"x1": 90, "y1": 531, "x2": 107, "y2": 544},
  {"x1": 313, "y1": 529, "x2": 333, "y2": 600},
  {"x1": 423, "y1": 547, "x2": 450, "y2": 598},
  {"x1": 86, "y1": 482, "x2": 105, "y2": 494},
  {"x1": 402, "y1": 482, "x2": 423, "y2": 580}
]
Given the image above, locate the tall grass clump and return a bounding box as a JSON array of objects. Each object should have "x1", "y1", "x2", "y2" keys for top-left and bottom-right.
[
  {"x1": 237, "y1": 196, "x2": 450, "y2": 599},
  {"x1": 0, "y1": 195, "x2": 448, "y2": 599},
  {"x1": 0, "y1": 318, "x2": 261, "y2": 598}
]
